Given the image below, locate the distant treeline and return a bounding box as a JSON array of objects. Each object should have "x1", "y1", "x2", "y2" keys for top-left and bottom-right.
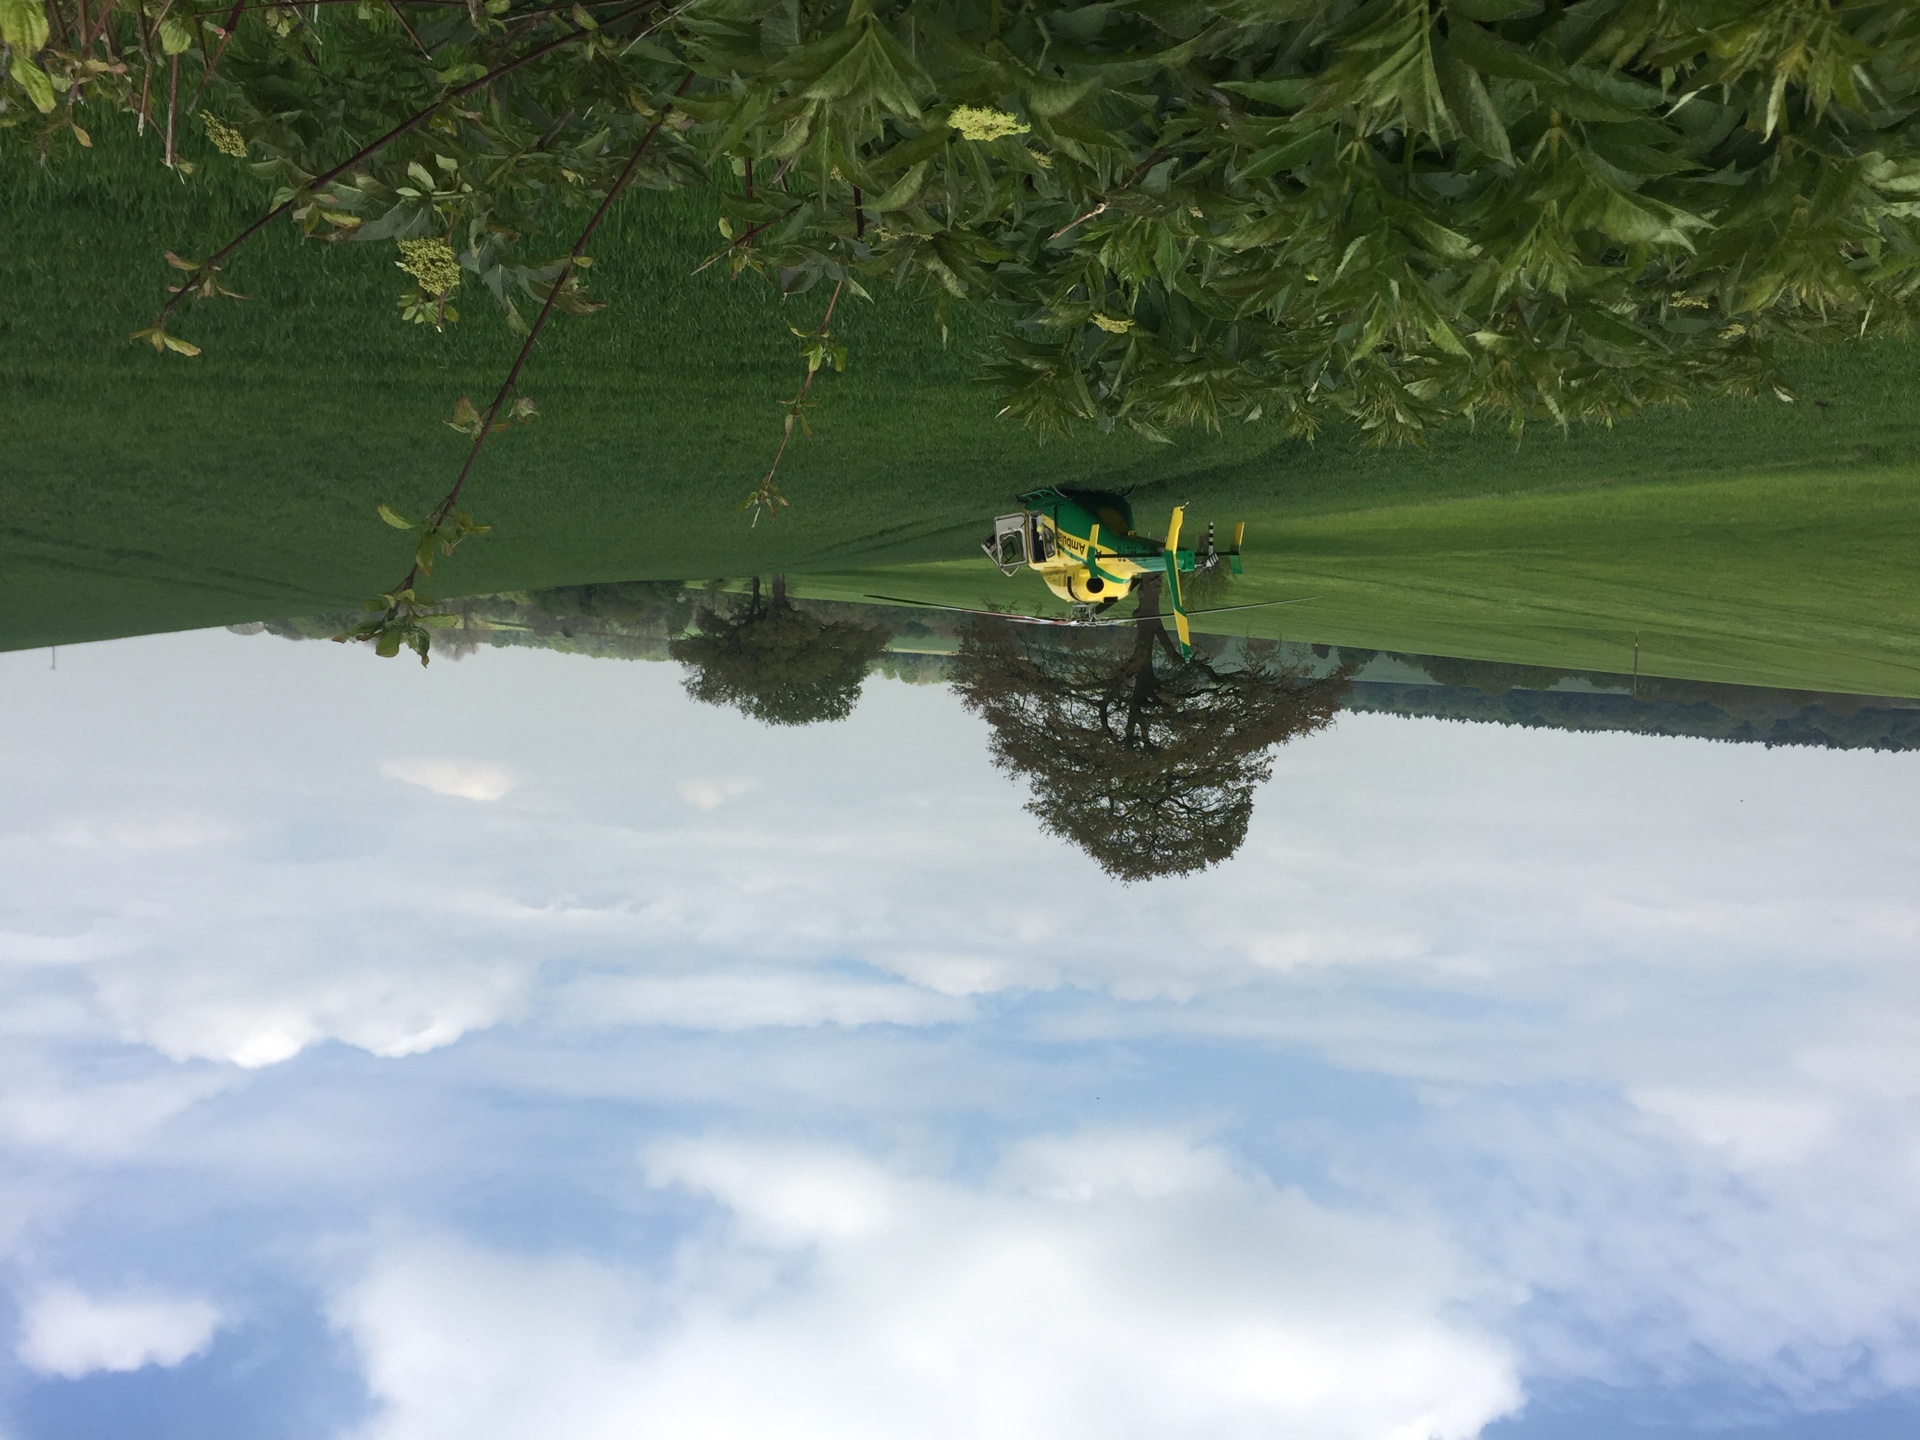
[
  {"x1": 241, "y1": 583, "x2": 1920, "y2": 753},
  {"x1": 1343, "y1": 679, "x2": 1920, "y2": 753}
]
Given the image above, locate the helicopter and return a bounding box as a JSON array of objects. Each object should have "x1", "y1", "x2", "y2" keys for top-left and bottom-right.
[{"x1": 979, "y1": 487, "x2": 1246, "y2": 657}]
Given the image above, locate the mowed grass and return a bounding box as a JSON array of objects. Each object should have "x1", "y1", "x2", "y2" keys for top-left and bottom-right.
[
  {"x1": 805, "y1": 467, "x2": 1920, "y2": 696},
  {"x1": 6, "y1": 116, "x2": 1920, "y2": 693}
]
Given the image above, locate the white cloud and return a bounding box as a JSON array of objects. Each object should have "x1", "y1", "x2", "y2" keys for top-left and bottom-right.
[
  {"x1": 16, "y1": 1285, "x2": 222, "y2": 1378},
  {"x1": 677, "y1": 777, "x2": 757, "y2": 811},
  {"x1": 648, "y1": 1136, "x2": 901, "y2": 1242},
  {"x1": 996, "y1": 1129, "x2": 1239, "y2": 1202},
  {"x1": 1414, "y1": 1090, "x2": 1920, "y2": 1404},
  {"x1": 89, "y1": 935, "x2": 529, "y2": 1067},
  {"x1": 48, "y1": 815, "x2": 239, "y2": 852},
  {"x1": 1628, "y1": 1086, "x2": 1837, "y2": 1168},
  {"x1": 0, "y1": 1063, "x2": 234, "y2": 1155},
  {"x1": 557, "y1": 971, "x2": 969, "y2": 1030},
  {"x1": 380, "y1": 759, "x2": 518, "y2": 802},
  {"x1": 335, "y1": 1133, "x2": 1519, "y2": 1440}
]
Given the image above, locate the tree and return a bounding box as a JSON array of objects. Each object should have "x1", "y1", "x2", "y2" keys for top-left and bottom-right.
[
  {"x1": 950, "y1": 580, "x2": 1350, "y2": 880},
  {"x1": 668, "y1": 575, "x2": 892, "y2": 724},
  {"x1": 1413, "y1": 652, "x2": 1570, "y2": 695},
  {"x1": 533, "y1": 579, "x2": 699, "y2": 637},
  {"x1": 14, "y1": 0, "x2": 1920, "y2": 450}
]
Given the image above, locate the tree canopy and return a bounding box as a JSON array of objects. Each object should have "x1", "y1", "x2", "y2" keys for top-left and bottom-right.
[
  {"x1": 950, "y1": 584, "x2": 1350, "y2": 879},
  {"x1": 669, "y1": 576, "x2": 892, "y2": 723},
  {"x1": 10, "y1": 0, "x2": 1920, "y2": 448}
]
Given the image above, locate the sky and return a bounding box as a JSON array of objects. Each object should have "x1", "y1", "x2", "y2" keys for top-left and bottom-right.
[{"x1": 2, "y1": 628, "x2": 1919, "y2": 1440}]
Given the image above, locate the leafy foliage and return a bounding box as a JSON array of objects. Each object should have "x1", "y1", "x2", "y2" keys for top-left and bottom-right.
[
  {"x1": 328, "y1": 503, "x2": 491, "y2": 661},
  {"x1": 9, "y1": 0, "x2": 1918, "y2": 447},
  {"x1": 951, "y1": 581, "x2": 1350, "y2": 879},
  {"x1": 333, "y1": 583, "x2": 466, "y2": 662},
  {"x1": 374, "y1": 501, "x2": 493, "y2": 576}
]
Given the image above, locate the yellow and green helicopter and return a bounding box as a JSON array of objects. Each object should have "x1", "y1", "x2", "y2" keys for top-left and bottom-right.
[
  {"x1": 872, "y1": 488, "x2": 1307, "y2": 653},
  {"x1": 981, "y1": 488, "x2": 1250, "y2": 657}
]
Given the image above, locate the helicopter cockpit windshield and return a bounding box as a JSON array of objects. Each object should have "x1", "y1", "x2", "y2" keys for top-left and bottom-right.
[{"x1": 983, "y1": 513, "x2": 1031, "y2": 576}]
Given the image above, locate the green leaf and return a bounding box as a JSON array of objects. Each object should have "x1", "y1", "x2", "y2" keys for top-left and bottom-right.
[
  {"x1": 158, "y1": 14, "x2": 193, "y2": 54},
  {"x1": 1436, "y1": 41, "x2": 1511, "y2": 164},
  {"x1": 1564, "y1": 65, "x2": 1661, "y2": 115},
  {"x1": 865, "y1": 125, "x2": 951, "y2": 175},
  {"x1": 8, "y1": 51, "x2": 53, "y2": 111},
  {"x1": 1217, "y1": 78, "x2": 1313, "y2": 108},
  {"x1": 1046, "y1": 2, "x2": 1115, "y2": 43},
  {"x1": 1443, "y1": 0, "x2": 1537, "y2": 20},
  {"x1": 446, "y1": 395, "x2": 482, "y2": 432},
  {"x1": 867, "y1": 159, "x2": 928, "y2": 212},
  {"x1": 1023, "y1": 75, "x2": 1095, "y2": 119},
  {"x1": 1444, "y1": 21, "x2": 1562, "y2": 85},
  {"x1": 1233, "y1": 128, "x2": 1325, "y2": 183},
  {"x1": 0, "y1": 0, "x2": 49, "y2": 54},
  {"x1": 377, "y1": 503, "x2": 417, "y2": 529},
  {"x1": 1594, "y1": 187, "x2": 1684, "y2": 246},
  {"x1": 1402, "y1": 214, "x2": 1479, "y2": 262}
]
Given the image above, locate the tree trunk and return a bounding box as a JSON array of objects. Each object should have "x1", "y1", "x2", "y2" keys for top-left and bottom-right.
[
  {"x1": 1134, "y1": 574, "x2": 1163, "y2": 621},
  {"x1": 1134, "y1": 573, "x2": 1184, "y2": 663},
  {"x1": 1122, "y1": 576, "x2": 1167, "y2": 746}
]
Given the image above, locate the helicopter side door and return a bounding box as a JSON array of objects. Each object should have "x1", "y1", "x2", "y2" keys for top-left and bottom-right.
[{"x1": 983, "y1": 512, "x2": 1032, "y2": 576}]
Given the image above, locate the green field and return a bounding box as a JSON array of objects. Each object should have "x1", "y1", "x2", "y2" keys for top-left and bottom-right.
[
  {"x1": 6, "y1": 117, "x2": 1920, "y2": 694},
  {"x1": 807, "y1": 465, "x2": 1920, "y2": 697}
]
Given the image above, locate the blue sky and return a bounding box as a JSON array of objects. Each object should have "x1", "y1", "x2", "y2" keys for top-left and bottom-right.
[{"x1": 2, "y1": 629, "x2": 1919, "y2": 1439}]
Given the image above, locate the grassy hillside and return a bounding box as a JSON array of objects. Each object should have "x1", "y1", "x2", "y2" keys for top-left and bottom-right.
[{"x1": 6, "y1": 115, "x2": 1920, "y2": 693}]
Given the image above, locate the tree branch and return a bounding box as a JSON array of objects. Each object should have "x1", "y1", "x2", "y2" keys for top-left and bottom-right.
[
  {"x1": 400, "y1": 71, "x2": 694, "y2": 585},
  {"x1": 150, "y1": 0, "x2": 659, "y2": 329},
  {"x1": 740, "y1": 276, "x2": 845, "y2": 525}
]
